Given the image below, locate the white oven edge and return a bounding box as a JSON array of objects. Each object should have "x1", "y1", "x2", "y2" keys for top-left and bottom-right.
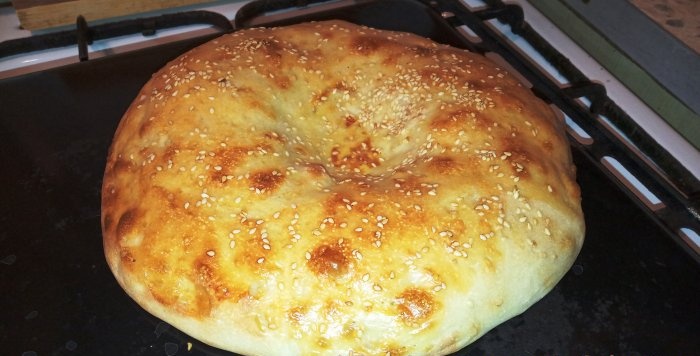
[{"x1": 0, "y1": 2, "x2": 247, "y2": 77}]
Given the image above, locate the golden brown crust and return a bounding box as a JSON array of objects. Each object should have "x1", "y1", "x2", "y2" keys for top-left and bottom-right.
[{"x1": 102, "y1": 20, "x2": 584, "y2": 355}]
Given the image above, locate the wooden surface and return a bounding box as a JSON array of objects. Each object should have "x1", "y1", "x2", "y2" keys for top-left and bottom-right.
[
  {"x1": 629, "y1": 0, "x2": 700, "y2": 53},
  {"x1": 13, "y1": 0, "x2": 217, "y2": 30}
]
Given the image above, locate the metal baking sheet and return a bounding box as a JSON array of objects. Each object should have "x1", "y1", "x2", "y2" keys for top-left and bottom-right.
[{"x1": 1, "y1": 0, "x2": 698, "y2": 354}]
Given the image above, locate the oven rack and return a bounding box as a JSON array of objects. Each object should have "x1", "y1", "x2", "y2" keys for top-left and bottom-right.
[
  {"x1": 0, "y1": 0, "x2": 697, "y2": 261},
  {"x1": 0, "y1": 10, "x2": 233, "y2": 61},
  {"x1": 453, "y1": 0, "x2": 699, "y2": 261},
  {"x1": 443, "y1": 0, "x2": 700, "y2": 260}
]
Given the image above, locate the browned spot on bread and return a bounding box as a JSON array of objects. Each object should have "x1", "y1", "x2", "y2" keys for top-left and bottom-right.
[
  {"x1": 216, "y1": 146, "x2": 248, "y2": 166},
  {"x1": 287, "y1": 305, "x2": 307, "y2": 325},
  {"x1": 209, "y1": 170, "x2": 228, "y2": 185},
  {"x1": 305, "y1": 163, "x2": 329, "y2": 177},
  {"x1": 260, "y1": 39, "x2": 283, "y2": 56},
  {"x1": 323, "y1": 192, "x2": 346, "y2": 216},
  {"x1": 351, "y1": 35, "x2": 383, "y2": 54},
  {"x1": 151, "y1": 275, "x2": 212, "y2": 317},
  {"x1": 150, "y1": 185, "x2": 179, "y2": 210},
  {"x1": 102, "y1": 213, "x2": 114, "y2": 232},
  {"x1": 249, "y1": 169, "x2": 285, "y2": 193},
  {"x1": 209, "y1": 146, "x2": 249, "y2": 183},
  {"x1": 120, "y1": 248, "x2": 136, "y2": 263},
  {"x1": 241, "y1": 38, "x2": 284, "y2": 64},
  {"x1": 500, "y1": 135, "x2": 532, "y2": 164},
  {"x1": 430, "y1": 109, "x2": 472, "y2": 131},
  {"x1": 111, "y1": 158, "x2": 135, "y2": 175},
  {"x1": 116, "y1": 209, "x2": 138, "y2": 241},
  {"x1": 397, "y1": 288, "x2": 435, "y2": 324},
  {"x1": 272, "y1": 74, "x2": 291, "y2": 89},
  {"x1": 331, "y1": 139, "x2": 381, "y2": 171},
  {"x1": 470, "y1": 111, "x2": 495, "y2": 131},
  {"x1": 345, "y1": 115, "x2": 357, "y2": 127},
  {"x1": 312, "y1": 82, "x2": 355, "y2": 109},
  {"x1": 195, "y1": 258, "x2": 246, "y2": 302},
  {"x1": 411, "y1": 45, "x2": 434, "y2": 57},
  {"x1": 150, "y1": 284, "x2": 179, "y2": 308},
  {"x1": 307, "y1": 243, "x2": 350, "y2": 277},
  {"x1": 543, "y1": 140, "x2": 554, "y2": 152},
  {"x1": 428, "y1": 156, "x2": 460, "y2": 175},
  {"x1": 500, "y1": 135, "x2": 539, "y2": 179},
  {"x1": 322, "y1": 192, "x2": 376, "y2": 222},
  {"x1": 444, "y1": 218, "x2": 467, "y2": 236},
  {"x1": 162, "y1": 145, "x2": 181, "y2": 163}
]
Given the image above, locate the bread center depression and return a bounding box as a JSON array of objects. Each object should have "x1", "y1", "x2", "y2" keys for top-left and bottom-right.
[{"x1": 101, "y1": 20, "x2": 584, "y2": 356}]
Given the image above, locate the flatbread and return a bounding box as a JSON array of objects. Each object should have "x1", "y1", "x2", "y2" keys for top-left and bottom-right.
[{"x1": 102, "y1": 20, "x2": 584, "y2": 355}]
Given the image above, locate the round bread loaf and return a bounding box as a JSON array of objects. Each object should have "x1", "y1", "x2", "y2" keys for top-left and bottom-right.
[{"x1": 102, "y1": 20, "x2": 584, "y2": 355}]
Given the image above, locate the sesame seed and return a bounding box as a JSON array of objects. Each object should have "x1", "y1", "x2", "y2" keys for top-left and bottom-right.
[
  {"x1": 353, "y1": 250, "x2": 363, "y2": 260},
  {"x1": 206, "y1": 250, "x2": 216, "y2": 257}
]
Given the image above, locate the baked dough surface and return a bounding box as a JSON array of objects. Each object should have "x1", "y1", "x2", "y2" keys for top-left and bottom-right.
[{"x1": 102, "y1": 20, "x2": 584, "y2": 355}]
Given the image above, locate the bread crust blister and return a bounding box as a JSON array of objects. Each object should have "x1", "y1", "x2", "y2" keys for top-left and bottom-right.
[{"x1": 102, "y1": 20, "x2": 584, "y2": 356}]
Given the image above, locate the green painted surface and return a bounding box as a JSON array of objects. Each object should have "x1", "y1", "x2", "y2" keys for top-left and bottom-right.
[{"x1": 528, "y1": 0, "x2": 700, "y2": 150}]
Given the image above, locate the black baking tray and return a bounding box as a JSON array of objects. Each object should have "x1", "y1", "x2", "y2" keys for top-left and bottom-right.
[{"x1": 1, "y1": 0, "x2": 698, "y2": 355}]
